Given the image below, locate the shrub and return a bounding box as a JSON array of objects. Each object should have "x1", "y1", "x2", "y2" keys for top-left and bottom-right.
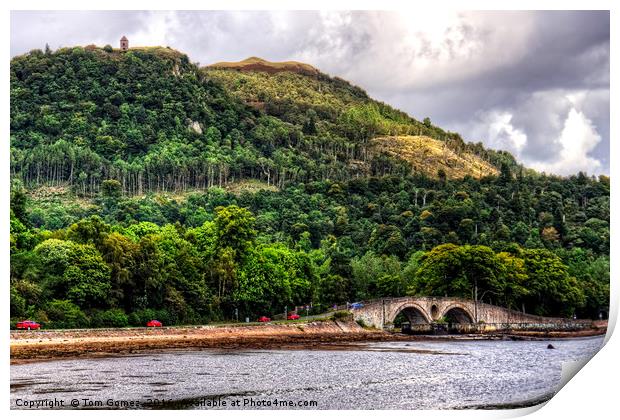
[
  {"x1": 29, "y1": 309, "x2": 49, "y2": 324},
  {"x1": 91, "y1": 309, "x2": 129, "y2": 328},
  {"x1": 45, "y1": 300, "x2": 90, "y2": 329},
  {"x1": 154, "y1": 309, "x2": 175, "y2": 326},
  {"x1": 128, "y1": 308, "x2": 158, "y2": 326},
  {"x1": 10, "y1": 287, "x2": 26, "y2": 318},
  {"x1": 129, "y1": 308, "x2": 173, "y2": 326},
  {"x1": 356, "y1": 319, "x2": 368, "y2": 328},
  {"x1": 332, "y1": 310, "x2": 352, "y2": 321}
]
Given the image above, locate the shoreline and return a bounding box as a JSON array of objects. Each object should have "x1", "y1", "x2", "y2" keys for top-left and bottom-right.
[{"x1": 10, "y1": 320, "x2": 606, "y2": 364}]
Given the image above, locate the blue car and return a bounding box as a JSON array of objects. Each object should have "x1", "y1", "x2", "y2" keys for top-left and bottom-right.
[{"x1": 350, "y1": 302, "x2": 364, "y2": 309}]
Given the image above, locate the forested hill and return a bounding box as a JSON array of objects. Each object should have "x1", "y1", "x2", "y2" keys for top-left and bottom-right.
[
  {"x1": 206, "y1": 57, "x2": 508, "y2": 179},
  {"x1": 9, "y1": 45, "x2": 610, "y2": 328},
  {"x1": 11, "y1": 46, "x2": 511, "y2": 196}
]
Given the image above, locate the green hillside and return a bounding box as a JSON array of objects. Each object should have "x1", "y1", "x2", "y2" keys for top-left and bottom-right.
[
  {"x1": 9, "y1": 45, "x2": 609, "y2": 328},
  {"x1": 206, "y1": 57, "x2": 515, "y2": 179},
  {"x1": 11, "y1": 47, "x2": 509, "y2": 198}
]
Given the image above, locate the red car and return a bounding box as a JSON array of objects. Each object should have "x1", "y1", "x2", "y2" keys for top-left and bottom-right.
[
  {"x1": 258, "y1": 316, "x2": 271, "y2": 322},
  {"x1": 287, "y1": 313, "x2": 300, "y2": 320},
  {"x1": 16, "y1": 320, "x2": 40, "y2": 330},
  {"x1": 146, "y1": 320, "x2": 163, "y2": 327}
]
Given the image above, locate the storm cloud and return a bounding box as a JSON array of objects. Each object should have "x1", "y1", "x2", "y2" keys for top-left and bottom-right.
[{"x1": 10, "y1": 10, "x2": 610, "y2": 176}]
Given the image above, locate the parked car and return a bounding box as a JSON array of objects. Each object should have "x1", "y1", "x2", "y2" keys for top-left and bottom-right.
[
  {"x1": 258, "y1": 316, "x2": 271, "y2": 322},
  {"x1": 287, "y1": 313, "x2": 300, "y2": 320},
  {"x1": 146, "y1": 320, "x2": 163, "y2": 327},
  {"x1": 16, "y1": 320, "x2": 41, "y2": 330},
  {"x1": 350, "y1": 302, "x2": 364, "y2": 309}
]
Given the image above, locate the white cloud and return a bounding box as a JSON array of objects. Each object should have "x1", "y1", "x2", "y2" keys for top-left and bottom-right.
[
  {"x1": 453, "y1": 90, "x2": 605, "y2": 176},
  {"x1": 314, "y1": 11, "x2": 537, "y2": 92},
  {"x1": 131, "y1": 11, "x2": 179, "y2": 48},
  {"x1": 480, "y1": 111, "x2": 527, "y2": 155},
  {"x1": 454, "y1": 110, "x2": 527, "y2": 156},
  {"x1": 528, "y1": 107, "x2": 602, "y2": 176}
]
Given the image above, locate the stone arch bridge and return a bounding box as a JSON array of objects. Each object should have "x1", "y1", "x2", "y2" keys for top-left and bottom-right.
[{"x1": 350, "y1": 297, "x2": 586, "y2": 331}]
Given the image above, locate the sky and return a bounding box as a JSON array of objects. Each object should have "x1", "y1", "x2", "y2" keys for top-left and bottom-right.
[{"x1": 10, "y1": 10, "x2": 610, "y2": 176}]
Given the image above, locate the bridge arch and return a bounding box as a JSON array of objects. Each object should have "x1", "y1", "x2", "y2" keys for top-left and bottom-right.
[
  {"x1": 389, "y1": 302, "x2": 431, "y2": 325},
  {"x1": 441, "y1": 304, "x2": 475, "y2": 324}
]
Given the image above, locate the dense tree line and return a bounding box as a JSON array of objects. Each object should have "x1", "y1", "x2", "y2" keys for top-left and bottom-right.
[
  {"x1": 10, "y1": 166, "x2": 609, "y2": 327},
  {"x1": 11, "y1": 203, "x2": 318, "y2": 327}
]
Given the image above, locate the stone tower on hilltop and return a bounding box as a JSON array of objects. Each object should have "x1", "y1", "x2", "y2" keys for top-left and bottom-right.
[{"x1": 120, "y1": 36, "x2": 129, "y2": 51}]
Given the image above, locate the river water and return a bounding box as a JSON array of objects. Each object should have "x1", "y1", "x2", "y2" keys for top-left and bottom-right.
[{"x1": 11, "y1": 336, "x2": 604, "y2": 410}]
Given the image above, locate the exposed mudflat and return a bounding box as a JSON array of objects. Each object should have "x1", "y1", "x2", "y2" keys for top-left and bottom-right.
[
  {"x1": 11, "y1": 320, "x2": 606, "y2": 364},
  {"x1": 11, "y1": 321, "x2": 389, "y2": 363}
]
